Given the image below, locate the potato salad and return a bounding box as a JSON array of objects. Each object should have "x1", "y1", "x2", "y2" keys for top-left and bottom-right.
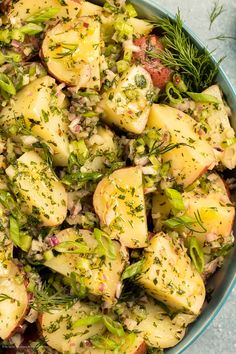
[{"x1": 0, "y1": 0, "x2": 235, "y2": 353}]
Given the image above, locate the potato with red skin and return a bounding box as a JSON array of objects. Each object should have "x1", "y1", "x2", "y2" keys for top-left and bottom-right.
[{"x1": 133, "y1": 35, "x2": 172, "y2": 89}]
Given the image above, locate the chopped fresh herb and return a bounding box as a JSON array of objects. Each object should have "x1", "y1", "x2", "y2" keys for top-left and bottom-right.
[
  {"x1": 209, "y1": 1, "x2": 225, "y2": 30},
  {"x1": 135, "y1": 74, "x2": 147, "y2": 89},
  {"x1": 121, "y1": 260, "x2": 143, "y2": 280},
  {"x1": 188, "y1": 236, "x2": 205, "y2": 273},
  {"x1": 149, "y1": 11, "x2": 223, "y2": 91}
]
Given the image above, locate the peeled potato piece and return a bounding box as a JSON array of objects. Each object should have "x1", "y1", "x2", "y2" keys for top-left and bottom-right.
[
  {"x1": 152, "y1": 173, "x2": 235, "y2": 244},
  {"x1": 137, "y1": 233, "x2": 205, "y2": 315},
  {"x1": 196, "y1": 85, "x2": 236, "y2": 169},
  {"x1": 93, "y1": 167, "x2": 148, "y2": 248},
  {"x1": 0, "y1": 76, "x2": 70, "y2": 166},
  {"x1": 39, "y1": 301, "x2": 105, "y2": 354},
  {"x1": 147, "y1": 104, "x2": 216, "y2": 187},
  {"x1": 100, "y1": 65, "x2": 153, "y2": 134},
  {"x1": 5, "y1": 151, "x2": 67, "y2": 227},
  {"x1": 9, "y1": 0, "x2": 83, "y2": 23},
  {"x1": 42, "y1": 16, "x2": 101, "y2": 89},
  {"x1": 121, "y1": 297, "x2": 195, "y2": 349},
  {"x1": 0, "y1": 261, "x2": 28, "y2": 340},
  {"x1": 44, "y1": 228, "x2": 127, "y2": 304}
]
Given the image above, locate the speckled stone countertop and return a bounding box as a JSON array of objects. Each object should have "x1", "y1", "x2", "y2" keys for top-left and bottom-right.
[{"x1": 156, "y1": 0, "x2": 236, "y2": 353}]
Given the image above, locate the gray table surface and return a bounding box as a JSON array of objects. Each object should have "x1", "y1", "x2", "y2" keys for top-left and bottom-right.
[{"x1": 155, "y1": 0, "x2": 236, "y2": 353}]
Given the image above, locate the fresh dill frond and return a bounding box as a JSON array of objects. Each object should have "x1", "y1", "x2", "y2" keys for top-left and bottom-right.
[
  {"x1": 209, "y1": 1, "x2": 225, "y2": 30},
  {"x1": 209, "y1": 34, "x2": 236, "y2": 41},
  {"x1": 149, "y1": 142, "x2": 190, "y2": 156},
  {"x1": 54, "y1": 42, "x2": 78, "y2": 59},
  {"x1": 0, "y1": 293, "x2": 17, "y2": 303},
  {"x1": 148, "y1": 11, "x2": 221, "y2": 92},
  {"x1": 30, "y1": 285, "x2": 79, "y2": 313}
]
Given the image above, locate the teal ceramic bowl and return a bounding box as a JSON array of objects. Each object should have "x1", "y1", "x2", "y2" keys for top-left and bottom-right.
[{"x1": 94, "y1": 1, "x2": 236, "y2": 353}]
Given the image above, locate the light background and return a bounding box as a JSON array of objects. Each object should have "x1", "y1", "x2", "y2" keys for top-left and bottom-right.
[{"x1": 156, "y1": 0, "x2": 236, "y2": 353}]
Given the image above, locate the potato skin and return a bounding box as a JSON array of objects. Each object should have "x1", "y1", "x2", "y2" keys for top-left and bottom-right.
[
  {"x1": 147, "y1": 104, "x2": 216, "y2": 187},
  {"x1": 134, "y1": 341, "x2": 148, "y2": 354}
]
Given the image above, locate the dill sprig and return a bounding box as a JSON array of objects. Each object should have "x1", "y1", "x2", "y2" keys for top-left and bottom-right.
[
  {"x1": 209, "y1": 34, "x2": 236, "y2": 41},
  {"x1": 149, "y1": 141, "x2": 190, "y2": 156},
  {"x1": 30, "y1": 285, "x2": 79, "y2": 313},
  {"x1": 209, "y1": 1, "x2": 225, "y2": 30},
  {"x1": 54, "y1": 42, "x2": 78, "y2": 59},
  {"x1": 148, "y1": 11, "x2": 222, "y2": 92},
  {"x1": 0, "y1": 293, "x2": 17, "y2": 303}
]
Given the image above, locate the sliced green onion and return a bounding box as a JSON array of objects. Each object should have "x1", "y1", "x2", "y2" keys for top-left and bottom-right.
[
  {"x1": 121, "y1": 260, "x2": 143, "y2": 280},
  {"x1": 94, "y1": 228, "x2": 116, "y2": 260},
  {"x1": 20, "y1": 23, "x2": 44, "y2": 35},
  {"x1": 125, "y1": 4, "x2": 138, "y2": 18},
  {"x1": 117, "y1": 60, "x2": 129, "y2": 73},
  {"x1": 114, "y1": 17, "x2": 134, "y2": 39},
  {"x1": 163, "y1": 215, "x2": 195, "y2": 229},
  {"x1": 90, "y1": 335, "x2": 118, "y2": 350},
  {"x1": 164, "y1": 188, "x2": 185, "y2": 214},
  {"x1": 103, "y1": 316, "x2": 125, "y2": 337},
  {"x1": 9, "y1": 216, "x2": 20, "y2": 246},
  {"x1": 11, "y1": 29, "x2": 24, "y2": 42},
  {"x1": 188, "y1": 237, "x2": 205, "y2": 273},
  {"x1": 26, "y1": 7, "x2": 59, "y2": 23},
  {"x1": 5, "y1": 51, "x2": 22, "y2": 63},
  {"x1": 173, "y1": 73, "x2": 188, "y2": 92},
  {"x1": 73, "y1": 315, "x2": 103, "y2": 328},
  {"x1": 0, "y1": 29, "x2": 11, "y2": 43},
  {"x1": 69, "y1": 272, "x2": 87, "y2": 299},
  {"x1": 62, "y1": 171, "x2": 103, "y2": 186},
  {"x1": 123, "y1": 48, "x2": 132, "y2": 62},
  {"x1": 0, "y1": 73, "x2": 16, "y2": 95},
  {"x1": 53, "y1": 241, "x2": 92, "y2": 254},
  {"x1": 166, "y1": 82, "x2": 183, "y2": 104},
  {"x1": 43, "y1": 250, "x2": 54, "y2": 261},
  {"x1": 186, "y1": 92, "x2": 219, "y2": 104},
  {"x1": 19, "y1": 232, "x2": 32, "y2": 252},
  {"x1": 222, "y1": 137, "x2": 236, "y2": 148}
]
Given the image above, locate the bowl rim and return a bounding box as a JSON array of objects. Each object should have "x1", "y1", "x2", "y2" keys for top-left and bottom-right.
[{"x1": 127, "y1": 0, "x2": 236, "y2": 352}]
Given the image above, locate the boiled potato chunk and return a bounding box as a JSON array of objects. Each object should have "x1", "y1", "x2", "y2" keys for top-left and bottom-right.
[
  {"x1": 79, "y1": 2, "x2": 153, "y2": 37},
  {"x1": 121, "y1": 297, "x2": 195, "y2": 349},
  {"x1": 147, "y1": 104, "x2": 216, "y2": 187},
  {"x1": 83, "y1": 333, "x2": 147, "y2": 354},
  {"x1": 40, "y1": 301, "x2": 105, "y2": 354},
  {"x1": 128, "y1": 18, "x2": 153, "y2": 37},
  {"x1": 137, "y1": 233, "x2": 205, "y2": 315},
  {"x1": 44, "y1": 228, "x2": 127, "y2": 304},
  {"x1": 101, "y1": 65, "x2": 153, "y2": 134},
  {"x1": 79, "y1": 0, "x2": 102, "y2": 16},
  {"x1": 152, "y1": 173, "x2": 235, "y2": 244},
  {"x1": 0, "y1": 261, "x2": 28, "y2": 340},
  {"x1": 196, "y1": 85, "x2": 236, "y2": 169},
  {"x1": 0, "y1": 76, "x2": 70, "y2": 166},
  {"x1": 6, "y1": 151, "x2": 67, "y2": 227},
  {"x1": 9, "y1": 0, "x2": 83, "y2": 23},
  {"x1": 93, "y1": 167, "x2": 148, "y2": 248},
  {"x1": 42, "y1": 16, "x2": 100, "y2": 89}
]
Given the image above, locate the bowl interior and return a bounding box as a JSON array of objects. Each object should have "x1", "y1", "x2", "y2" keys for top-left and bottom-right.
[{"x1": 94, "y1": 1, "x2": 236, "y2": 352}]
